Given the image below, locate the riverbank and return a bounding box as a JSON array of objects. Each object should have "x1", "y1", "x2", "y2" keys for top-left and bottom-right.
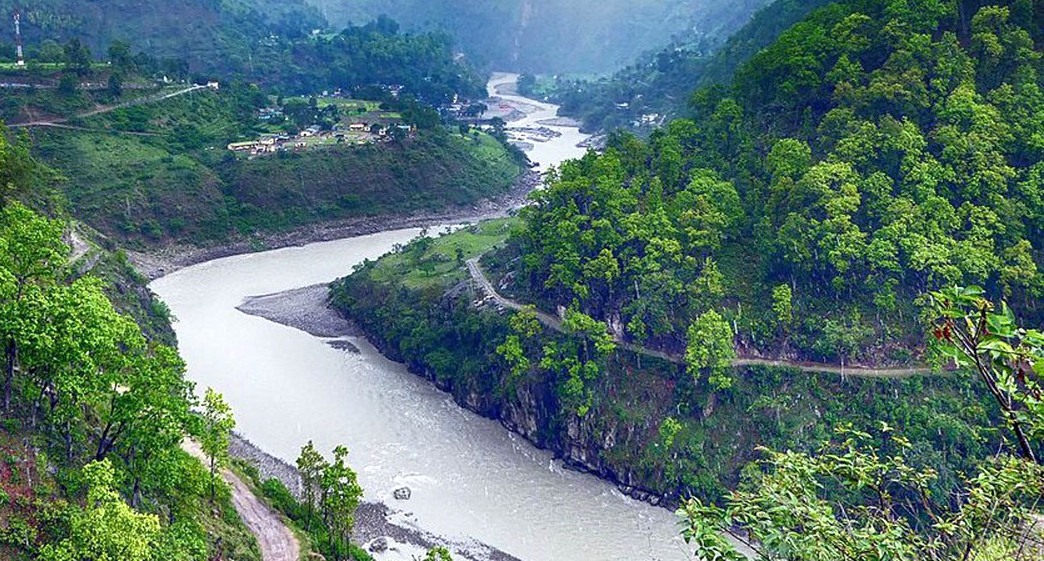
[
  {"x1": 238, "y1": 285, "x2": 360, "y2": 339},
  {"x1": 129, "y1": 171, "x2": 540, "y2": 280},
  {"x1": 229, "y1": 434, "x2": 522, "y2": 561}
]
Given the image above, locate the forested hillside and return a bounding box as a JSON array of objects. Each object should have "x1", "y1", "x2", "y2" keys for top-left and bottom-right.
[
  {"x1": 0, "y1": 2, "x2": 483, "y2": 100},
  {"x1": 512, "y1": 0, "x2": 1043, "y2": 367},
  {"x1": 550, "y1": 0, "x2": 834, "y2": 131},
  {"x1": 334, "y1": 0, "x2": 1044, "y2": 510},
  {"x1": 310, "y1": 0, "x2": 775, "y2": 74},
  {"x1": 0, "y1": 8, "x2": 517, "y2": 249},
  {"x1": 0, "y1": 0, "x2": 320, "y2": 74},
  {"x1": 23, "y1": 89, "x2": 521, "y2": 247},
  {"x1": 0, "y1": 127, "x2": 261, "y2": 561}
]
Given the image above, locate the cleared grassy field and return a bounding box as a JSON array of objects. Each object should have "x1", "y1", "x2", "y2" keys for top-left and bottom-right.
[{"x1": 367, "y1": 218, "x2": 518, "y2": 289}]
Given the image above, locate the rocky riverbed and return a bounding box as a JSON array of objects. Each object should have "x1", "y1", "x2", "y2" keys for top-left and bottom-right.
[
  {"x1": 237, "y1": 285, "x2": 357, "y2": 339},
  {"x1": 229, "y1": 434, "x2": 522, "y2": 561}
]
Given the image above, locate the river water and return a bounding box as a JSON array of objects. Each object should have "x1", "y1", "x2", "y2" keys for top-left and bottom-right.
[{"x1": 151, "y1": 76, "x2": 691, "y2": 561}]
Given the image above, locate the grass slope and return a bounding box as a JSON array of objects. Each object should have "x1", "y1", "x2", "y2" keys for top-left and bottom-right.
[{"x1": 23, "y1": 90, "x2": 523, "y2": 247}]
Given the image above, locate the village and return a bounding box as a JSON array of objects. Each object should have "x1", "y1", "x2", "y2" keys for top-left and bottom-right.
[
  {"x1": 226, "y1": 86, "x2": 501, "y2": 157},
  {"x1": 227, "y1": 92, "x2": 418, "y2": 156}
]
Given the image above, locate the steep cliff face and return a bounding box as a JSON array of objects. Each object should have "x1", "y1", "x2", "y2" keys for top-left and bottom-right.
[
  {"x1": 363, "y1": 320, "x2": 676, "y2": 504},
  {"x1": 333, "y1": 270, "x2": 1003, "y2": 507}
]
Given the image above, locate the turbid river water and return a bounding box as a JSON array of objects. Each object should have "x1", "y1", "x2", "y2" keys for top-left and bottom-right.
[{"x1": 152, "y1": 75, "x2": 692, "y2": 561}]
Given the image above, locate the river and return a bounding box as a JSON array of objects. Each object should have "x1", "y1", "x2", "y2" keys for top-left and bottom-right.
[{"x1": 151, "y1": 76, "x2": 692, "y2": 561}]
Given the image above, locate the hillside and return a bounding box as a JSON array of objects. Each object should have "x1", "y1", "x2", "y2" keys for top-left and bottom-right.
[
  {"x1": 311, "y1": 0, "x2": 776, "y2": 74},
  {"x1": 332, "y1": 0, "x2": 1044, "y2": 505},
  {"x1": 0, "y1": 3, "x2": 484, "y2": 100},
  {"x1": 549, "y1": 0, "x2": 834, "y2": 132},
  {"x1": 0, "y1": 129, "x2": 265, "y2": 561},
  {"x1": 0, "y1": 0, "x2": 323, "y2": 74},
  {"x1": 21, "y1": 88, "x2": 523, "y2": 247}
]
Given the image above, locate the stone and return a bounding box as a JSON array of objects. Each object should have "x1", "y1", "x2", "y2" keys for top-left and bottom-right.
[
  {"x1": 369, "y1": 537, "x2": 388, "y2": 553},
  {"x1": 393, "y1": 486, "x2": 411, "y2": 500}
]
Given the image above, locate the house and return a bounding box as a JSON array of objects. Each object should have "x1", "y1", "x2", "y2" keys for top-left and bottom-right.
[
  {"x1": 348, "y1": 123, "x2": 368, "y2": 132},
  {"x1": 227, "y1": 141, "x2": 259, "y2": 152}
]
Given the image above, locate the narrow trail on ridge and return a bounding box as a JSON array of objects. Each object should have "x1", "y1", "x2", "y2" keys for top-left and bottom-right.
[
  {"x1": 466, "y1": 258, "x2": 932, "y2": 379},
  {"x1": 182, "y1": 440, "x2": 301, "y2": 561}
]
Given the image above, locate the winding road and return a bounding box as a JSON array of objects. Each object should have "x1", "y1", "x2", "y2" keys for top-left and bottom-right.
[
  {"x1": 182, "y1": 440, "x2": 301, "y2": 561},
  {"x1": 466, "y1": 258, "x2": 932, "y2": 378},
  {"x1": 9, "y1": 84, "x2": 208, "y2": 129}
]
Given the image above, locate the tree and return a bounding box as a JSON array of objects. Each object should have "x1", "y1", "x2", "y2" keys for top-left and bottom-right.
[
  {"x1": 685, "y1": 310, "x2": 736, "y2": 390},
  {"x1": 63, "y1": 39, "x2": 93, "y2": 77},
  {"x1": 680, "y1": 428, "x2": 1044, "y2": 561},
  {"x1": 107, "y1": 72, "x2": 124, "y2": 99},
  {"x1": 424, "y1": 546, "x2": 454, "y2": 561},
  {"x1": 107, "y1": 40, "x2": 134, "y2": 73},
  {"x1": 38, "y1": 459, "x2": 161, "y2": 561},
  {"x1": 37, "y1": 40, "x2": 65, "y2": 63},
  {"x1": 297, "y1": 440, "x2": 327, "y2": 530},
  {"x1": 319, "y1": 445, "x2": 362, "y2": 560},
  {"x1": 771, "y1": 284, "x2": 793, "y2": 328},
  {"x1": 58, "y1": 73, "x2": 80, "y2": 96},
  {"x1": 496, "y1": 306, "x2": 542, "y2": 386},
  {"x1": 0, "y1": 202, "x2": 66, "y2": 411},
  {"x1": 199, "y1": 388, "x2": 234, "y2": 503},
  {"x1": 926, "y1": 286, "x2": 1043, "y2": 464},
  {"x1": 682, "y1": 289, "x2": 1044, "y2": 560}
]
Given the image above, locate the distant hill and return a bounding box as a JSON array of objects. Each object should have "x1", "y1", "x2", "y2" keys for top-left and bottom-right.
[
  {"x1": 0, "y1": 0, "x2": 324, "y2": 74},
  {"x1": 307, "y1": 0, "x2": 776, "y2": 74},
  {"x1": 551, "y1": 0, "x2": 834, "y2": 132}
]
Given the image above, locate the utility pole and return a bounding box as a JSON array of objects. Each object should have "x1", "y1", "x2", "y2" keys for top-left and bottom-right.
[{"x1": 13, "y1": 10, "x2": 25, "y2": 67}]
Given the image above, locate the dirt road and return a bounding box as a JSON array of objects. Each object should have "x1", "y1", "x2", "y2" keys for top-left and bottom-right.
[
  {"x1": 9, "y1": 84, "x2": 207, "y2": 129},
  {"x1": 466, "y1": 258, "x2": 932, "y2": 378},
  {"x1": 182, "y1": 440, "x2": 301, "y2": 561}
]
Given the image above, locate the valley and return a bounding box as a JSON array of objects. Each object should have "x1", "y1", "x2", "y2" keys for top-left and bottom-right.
[{"x1": 0, "y1": 2, "x2": 1041, "y2": 561}]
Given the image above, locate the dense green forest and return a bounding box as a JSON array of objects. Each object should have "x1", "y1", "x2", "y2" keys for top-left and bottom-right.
[
  {"x1": 0, "y1": 2, "x2": 484, "y2": 100},
  {"x1": 309, "y1": 0, "x2": 775, "y2": 74},
  {"x1": 333, "y1": 224, "x2": 1006, "y2": 503},
  {"x1": 512, "y1": 0, "x2": 1044, "y2": 368},
  {"x1": 0, "y1": 0, "x2": 322, "y2": 72},
  {"x1": 0, "y1": 128, "x2": 262, "y2": 561},
  {"x1": 546, "y1": 0, "x2": 834, "y2": 131},
  {"x1": 334, "y1": 0, "x2": 1044, "y2": 532}
]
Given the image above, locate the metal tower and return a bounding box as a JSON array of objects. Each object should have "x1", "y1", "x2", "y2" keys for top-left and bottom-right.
[{"x1": 13, "y1": 10, "x2": 25, "y2": 67}]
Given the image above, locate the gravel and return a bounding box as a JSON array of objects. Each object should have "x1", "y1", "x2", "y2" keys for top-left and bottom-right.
[
  {"x1": 229, "y1": 434, "x2": 522, "y2": 561},
  {"x1": 237, "y1": 284, "x2": 357, "y2": 339}
]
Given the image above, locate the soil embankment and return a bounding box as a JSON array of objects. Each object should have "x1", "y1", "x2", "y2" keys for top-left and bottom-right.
[{"x1": 131, "y1": 172, "x2": 540, "y2": 280}]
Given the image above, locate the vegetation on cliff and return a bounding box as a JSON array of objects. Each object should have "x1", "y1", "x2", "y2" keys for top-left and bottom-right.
[
  {"x1": 332, "y1": 224, "x2": 1001, "y2": 504},
  {"x1": 0, "y1": 131, "x2": 261, "y2": 561},
  {"x1": 547, "y1": 0, "x2": 834, "y2": 131},
  {"x1": 332, "y1": 0, "x2": 1044, "y2": 523},
  {"x1": 511, "y1": 0, "x2": 1044, "y2": 369}
]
